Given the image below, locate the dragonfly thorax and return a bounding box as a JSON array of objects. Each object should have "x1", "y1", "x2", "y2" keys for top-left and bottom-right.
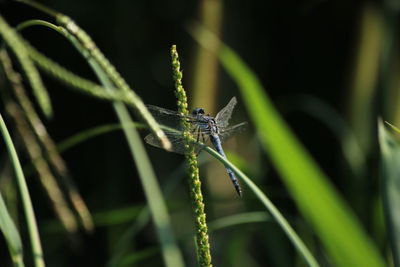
[
  {"x1": 191, "y1": 108, "x2": 205, "y2": 116},
  {"x1": 191, "y1": 108, "x2": 219, "y2": 135}
]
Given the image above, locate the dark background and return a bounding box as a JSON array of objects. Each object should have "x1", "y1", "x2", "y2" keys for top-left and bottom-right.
[{"x1": 0, "y1": 0, "x2": 395, "y2": 266}]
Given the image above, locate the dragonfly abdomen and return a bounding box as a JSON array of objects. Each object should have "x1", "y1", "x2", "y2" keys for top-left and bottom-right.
[
  {"x1": 226, "y1": 168, "x2": 242, "y2": 197},
  {"x1": 210, "y1": 134, "x2": 242, "y2": 197}
]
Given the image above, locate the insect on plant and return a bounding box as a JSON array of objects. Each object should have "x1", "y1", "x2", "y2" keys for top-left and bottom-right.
[{"x1": 145, "y1": 97, "x2": 247, "y2": 196}]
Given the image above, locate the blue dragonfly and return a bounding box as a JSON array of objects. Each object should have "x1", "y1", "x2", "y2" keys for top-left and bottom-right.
[{"x1": 144, "y1": 97, "x2": 247, "y2": 196}]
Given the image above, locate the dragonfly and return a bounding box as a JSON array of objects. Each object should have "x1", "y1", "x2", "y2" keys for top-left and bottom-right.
[{"x1": 144, "y1": 97, "x2": 247, "y2": 196}]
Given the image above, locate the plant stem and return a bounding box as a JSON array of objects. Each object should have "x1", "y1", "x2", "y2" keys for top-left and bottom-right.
[
  {"x1": 0, "y1": 113, "x2": 45, "y2": 267},
  {"x1": 0, "y1": 15, "x2": 51, "y2": 117},
  {"x1": 171, "y1": 45, "x2": 212, "y2": 267}
]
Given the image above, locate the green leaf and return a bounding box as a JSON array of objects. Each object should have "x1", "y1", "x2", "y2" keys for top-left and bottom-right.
[
  {"x1": 208, "y1": 212, "x2": 271, "y2": 232},
  {"x1": 217, "y1": 44, "x2": 385, "y2": 267},
  {"x1": 203, "y1": 146, "x2": 319, "y2": 267},
  {"x1": 0, "y1": 112, "x2": 44, "y2": 267},
  {"x1": 0, "y1": 192, "x2": 24, "y2": 267},
  {"x1": 379, "y1": 119, "x2": 400, "y2": 267},
  {"x1": 23, "y1": 16, "x2": 186, "y2": 267},
  {"x1": 0, "y1": 16, "x2": 52, "y2": 117}
]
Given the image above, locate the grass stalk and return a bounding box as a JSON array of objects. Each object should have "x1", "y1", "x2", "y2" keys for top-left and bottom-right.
[
  {"x1": 13, "y1": 5, "x2": 184, "y2": 265},
  {"x1": 4, "y1": 100, "x2": 78, "y2": 232},
  {"x1": 16, "y1": 21, "x2": 143, "y2": 109},
  {"x1": 202, "y1": 145, "x2": 319, "y2": 267},
  {"x1": 0, "y1": 191, "x2": 24, "y2": 267},
  {"x1": 379, "y1": 120, "x2": 400, "y2": 266},
  {"x1": 0, "y1": 15, "x2": 52, "y2": 117},
  {"x1": 14, "y1": 1, "x2": 170, "y2": 149},
  {"x1": 189, "y1": 23, "x2": 385, "y2": 267},
  {"x1": 55, "y1": 14, "x2": 171, "y2": 151},
  {"x1": 48, "y1": 18, "x2": 185, "y2": 266},
  {"x1": 171, "y1": 45, "x2": 212, "y2": 267},
  {"x1": 0, "y1": 113, "x2": 45, "y2": 267},
  {"x1": 0, "y1": 48, "x2": 81, "y2": 233},
  {"x1": 1, "y1": 44, "x2": 94, "y2": 232}
]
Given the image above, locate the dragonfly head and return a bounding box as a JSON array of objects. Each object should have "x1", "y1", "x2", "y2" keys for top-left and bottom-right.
[{"x1": 192, "y1": 108, "x2": 205, "y2": 116}]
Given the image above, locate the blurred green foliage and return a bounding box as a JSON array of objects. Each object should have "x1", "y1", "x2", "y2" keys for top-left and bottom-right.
[{"x1": 0, "y1": 1, "x2": 400, "y2": 267}]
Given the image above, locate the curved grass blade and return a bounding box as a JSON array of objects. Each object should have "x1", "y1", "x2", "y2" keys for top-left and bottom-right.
[
  {"x1": 110, "y1": 104, "x2": 186, "y2": 267},
  {"x1": 189, "y1": 24, "x2": 386, "y2": 267},
  {"x1": 89, "y1": 57, "x2": 185, "y2": 267},
  {"x1": 219, "y1": 43, "x2": 385, "y2": 267},
  {"x1": 15, "y1": 13, "x2": 184, "y2": 267},
  {"x1": 0, "y1": 48, "x2": 84, "y2": 233},
  {"x1": 16, "y1": 18, "x2": 170, "y2": 151},
  {"x1": 208, "y1": 212, "x2": 271, "y2": 232},
  {"x1": 379, "y1": 120, "x2": 400, "y2": 267},
  {"x1": 0, "y1": 16, "x2": 52, "y2": 117},
  {"x1": 385, "y1": 121, "x2": 400, "y2": 134},
  {"x1": 202, "y1": 145, "x2": 319, "y2": 267},
  {"x1": 279, "y1": 94, "x2": 366, "y2": 178},
  {"x1": 57, "y1": 123, "x2": 142, "y2": 153},
  {"x1": 56, "y1": 15, "x2": 171, "y2": 151},
  {"x1": 0, "y1": 113, "x2": 45, "y2": 267},
  {"x1": 0, "y1": 192, "x2": 24, "y2": 267},
  {"x1": 68, "y1": 32, "x2": 184, "y2": 267}
]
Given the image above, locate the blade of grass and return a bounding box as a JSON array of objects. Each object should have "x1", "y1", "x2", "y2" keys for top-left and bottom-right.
[
  {"x1": 190, "y1": 0, "x2": 223, "y2": 112},
  {"x1": 57, "y1": 123, "x2": 143, "y2": 153},
  {"x1": 0, "y1": 45, "x2": 94, "y2": 232},
  {"x1": 14, "y1": 9, "x2": 184, "y2": 266},
  {"x1": 96, "y1": 71, "x2": 186, "y2": 267},
  {"x1": 379, "y1": 119, "x2": 400, "y2": 267},
  {"x1": 385, "y1": 121, "x2": 400, "y2": 134},
  {"x1": 222, "y1": 48, "x2": 385, "y2": 267},
  {"x1": 0, "y1": 48, "x2": 80, "y2": 233},
  {"x1": 55, "y1": 15, "x2": 171, "y2": 151},
  {"x1": 208, "y1": 212, "x2": 271, "y2": 232},
  {"x1": 0, "y1": 113, "x2": 45, "y2": 267},
  {"x1": 16, "y1": 22, "x2": 152, "y2": 113},
  {"x1": 347, "y1": 5, "x2": 382, "y2": 153},
  {"x1": 106, "y1": 208, "x2": 151, "y2": 267},
  {"x1": 84, "y1": 45, "x2": 185, "y2": 266},
  {"x1": 55, "y1": 120, "x2": 296, "y2": 265},
  {"x1": 4, "y1": 100, "x2": 78, "y2": 233},
  {"x1": 202, "y1": 145, "x2": 319, "y2": 267},
  {"x1": 59, "y1": 24, "x2": 185, "y2": 266},
  {"x1": 0, "y1": 15, "x2": 52, "y2": 117},
  {"x1": 279, "y1": 94, "x2": 366, "y2": 178},
  {"x1": 15, "y1": 16, "x2": 170, "y2": 150},
  {"x1": 0, "y1": 191, "x2": 24, "y2": 267},
  {"x1": 189, "y1": 25, "x2": 385, "y2": 267},
  {"x1": 119, "y1": 247, "x2": 160, "y2": 267}
]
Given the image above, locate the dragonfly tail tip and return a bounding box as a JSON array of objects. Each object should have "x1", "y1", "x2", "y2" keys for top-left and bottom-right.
[{"x1": 236, "y1": 189, "x2": 242, "y2": 197}]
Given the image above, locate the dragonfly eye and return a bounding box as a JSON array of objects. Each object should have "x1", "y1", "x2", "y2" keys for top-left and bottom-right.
[{"x1": 192, "y1": 108, "x2": 205, "y2": 115}]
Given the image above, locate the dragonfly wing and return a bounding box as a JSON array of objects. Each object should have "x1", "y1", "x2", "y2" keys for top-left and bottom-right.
[
  {"x1": 146, "y1": 105, "x2": 196, "y2": 129},
  {"x1": 219, "y1": 122, "x2": 248, "y2": 142},
  {"x1": 145, "y1": 131, "x2": 187, "y2": 154},
  {"x1": 145, "y1": 126, "x2": 206, "y2": 155},
  {"x1": 215, "y1": 97, "x2": 237, "y2": 128},
  {"x1": 146, "y1": 105, "x2": 184, "y2": 117}
]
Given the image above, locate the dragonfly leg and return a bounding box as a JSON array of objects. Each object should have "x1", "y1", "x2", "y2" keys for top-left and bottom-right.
[{"x1": 196, "y1": 127, "x2": 201, "y2": 143}]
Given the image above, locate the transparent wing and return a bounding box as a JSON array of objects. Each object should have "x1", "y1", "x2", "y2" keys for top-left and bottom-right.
[
  {"x1": 145, "y1": 131, "x2": 187, "y2": 154},
  {"x1": 219, "y1": 122, "x2": 247, "y2": 142},
  {"x1": 145, "y1": 126, "x2": 209, "y2": 154},
  {"x1": 215, "y1": 97, "x2": 237, "y2": 128},
  {"x1": 146, "y1": 105, "x2": 196, "y2": 129}
]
